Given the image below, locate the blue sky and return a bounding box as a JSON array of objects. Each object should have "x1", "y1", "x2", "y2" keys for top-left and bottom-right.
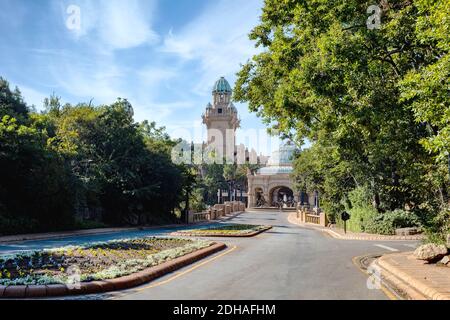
[{"x1": 0, "y1": 0, "x2": 284, "y2": 152}]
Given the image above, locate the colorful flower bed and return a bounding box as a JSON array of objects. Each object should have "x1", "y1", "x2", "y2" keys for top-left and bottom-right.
[
  {"x1": 174, "y1": 224, "x2": 271, "y2": 237},
  {"x1": 0, "y1": 237, "x2": 212, "y2": 286}
]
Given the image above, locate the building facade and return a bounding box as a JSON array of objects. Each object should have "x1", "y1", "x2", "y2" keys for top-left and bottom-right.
[
  {"x1": 202, "y1": 77, "x2": 240, "y2": 163},
  {"x1": 200, "y1": 77, "x2": 318, "y2": 209},
  {"x1": 247, "y1": 141, "x2": 318, "y2": 209}
]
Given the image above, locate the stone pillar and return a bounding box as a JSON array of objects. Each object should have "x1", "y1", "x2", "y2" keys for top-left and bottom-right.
[
  {"x1": 319, "y1": 211, "x2": 328, "y2": 227},
  {"x1": 301, "y1": 209, "x2": 307, "y2": 223},
  {"x1": 248, "y1": 194, "x2": 255, "y2": 208}
]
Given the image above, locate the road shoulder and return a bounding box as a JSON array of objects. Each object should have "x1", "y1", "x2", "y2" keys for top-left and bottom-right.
[
  {"x1": 287, "y1": 212, "x2": 423, "y2": 241},
  {"x1": 375, "y1": 252, "x2": 450, "y2": 300}
]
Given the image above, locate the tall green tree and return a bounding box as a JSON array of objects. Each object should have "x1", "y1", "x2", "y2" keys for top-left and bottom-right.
[{"x1": 235, "y1": 0, "x2": 449, "y2": 227}]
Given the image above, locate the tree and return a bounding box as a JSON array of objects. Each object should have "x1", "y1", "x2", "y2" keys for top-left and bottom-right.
[
  {"x1": 0, "y1": 77, "x2": 201, "y2": 233},
  {"x1": 235, "y1": 0, "x2": 449, "y2": 232},
  {"x1": 0, "y1": 77, "x2": 29, "y2": 121},
  {"x1": 0, "y1": 115, "x2": 74, "y2": 233}
]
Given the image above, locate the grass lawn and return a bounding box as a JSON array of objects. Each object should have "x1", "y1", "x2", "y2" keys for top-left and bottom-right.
[{"x1": 0, "y1": 237, "x2": 212, "y2": 286}]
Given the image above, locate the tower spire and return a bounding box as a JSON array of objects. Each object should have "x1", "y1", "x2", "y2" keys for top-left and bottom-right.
[{"x1": 202, "y1": 77, "x2": 240, "y2": 163}]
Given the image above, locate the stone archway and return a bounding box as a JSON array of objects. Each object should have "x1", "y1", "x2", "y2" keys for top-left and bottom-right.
[{"x1": 269, "y1": 186, "x2": 294, "y2": 207}]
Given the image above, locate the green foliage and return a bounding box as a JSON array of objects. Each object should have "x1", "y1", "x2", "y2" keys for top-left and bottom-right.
[
  {"x1": 342, "y1": 187, "x2": 378, "y2": 233},
  {"x1": 423, "y1": 208, "x2": 450, "y2": 244},
  {"x1": 0, "y1": 78, "x2": 29, "y2": 121},
  {"x1": 73, "y1": 219, "x2": 108, "y2": 230},
  {"x1": 0, "y1": 79, "x2": 199, "y2": 234},
  {"x1": 236, "y1": 0, "x2": 449, "y2": 236},
  {"x1": 0, "y1": 215, "x2": 39, "y2": 236},
  {"x1": 364, "y1": 210, "x2": 422, "y2": 235}
]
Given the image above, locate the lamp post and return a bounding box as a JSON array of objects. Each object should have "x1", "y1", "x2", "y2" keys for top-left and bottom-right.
[{"x1": 226, "y1": 180, "x2": 235, "y2": 202}]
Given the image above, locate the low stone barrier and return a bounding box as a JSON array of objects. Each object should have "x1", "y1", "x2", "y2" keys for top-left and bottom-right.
[
  {"x1": 297, "y1": 208, "x2": 328, "y2": 227},
  {"x1": 187, "y1": 201, "x2": 245, "y2": 224}
]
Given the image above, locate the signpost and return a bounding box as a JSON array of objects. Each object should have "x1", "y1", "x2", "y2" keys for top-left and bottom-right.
[{"x1": 341, "y1": 211, "x2": 351, "y2": 234}]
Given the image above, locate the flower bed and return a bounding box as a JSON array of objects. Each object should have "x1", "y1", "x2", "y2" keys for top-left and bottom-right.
[
  {"x1": 173, "y1": 224, "x2": 272, "y2": 237},
  {"x1": 0, "y1": 237, "x2": 213, "y2": 286}
]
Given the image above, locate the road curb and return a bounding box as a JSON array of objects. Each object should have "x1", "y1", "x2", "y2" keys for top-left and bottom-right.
[
  {"x1": 0, "y1": 242, "x2": 227, "y2": 298},
  {"x1": 287, "y1": 212, "x2": 423, "y2": 241},
  {"x1": 375, "y1": 253, "x2": 450, "y2": 300},
  {"x1": 170, "y1": 226, "x2": 272, "y2": 238}
]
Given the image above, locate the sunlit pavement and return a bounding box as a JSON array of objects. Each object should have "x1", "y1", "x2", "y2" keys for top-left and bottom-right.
[{"x1": 35, "y1": 210, "x2": 419, "y2": 300}]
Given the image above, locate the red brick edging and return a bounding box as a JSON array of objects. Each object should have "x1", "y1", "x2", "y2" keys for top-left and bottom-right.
[
  {"x1": 170, "y1": 226, "x2": 272, "y2": 238},
  {"x1": 0, "y1": 242, "x2": 227, "y2": 298}
]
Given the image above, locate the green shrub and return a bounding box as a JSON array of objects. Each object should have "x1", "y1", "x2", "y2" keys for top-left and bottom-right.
[
  {"x1": 339, "y1": 186, "x2": 377, "y2": 233},
  {"x1": 364, "y1": 210, "x2": 422, "y2": 235},
  {"x1": 0, "y1": 215, "x2": 40, "y2": 236},
  {"x1": 73, "y1": 219, "x2": 108, "y2": 230},
  {"x1": 346, "y1": 205, "x2": 378, "y2": 233},
  {"x1": 424, "y1": 207, "x2": 450, "y2": 244}
]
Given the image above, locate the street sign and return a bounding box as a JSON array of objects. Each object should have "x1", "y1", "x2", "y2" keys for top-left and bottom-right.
[
  {"x1": 341, "y1": 211, "x2": 351, "y2": 234},
  {"x1": 341, "y1": 211, "x2": 350, "y2": 221}
]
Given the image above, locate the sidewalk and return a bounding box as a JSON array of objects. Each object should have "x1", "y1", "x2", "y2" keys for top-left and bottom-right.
[
  {"x1": 288, "y1": 212, "x2": 424, "y2": 241},
  {"x1": 376, "y1": 252, "x2": 450, "y2": 300}
]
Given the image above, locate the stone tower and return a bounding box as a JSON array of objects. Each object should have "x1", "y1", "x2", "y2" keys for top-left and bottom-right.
[{"x1": 202, "y1": 77, "x2": 240, "y2": 163}]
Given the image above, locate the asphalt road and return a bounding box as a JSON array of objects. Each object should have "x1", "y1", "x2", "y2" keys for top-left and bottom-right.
[
  {"x1": 0, "y1": 210, "x2": 420, "y2": 300},
  {"x1": 111, "y1": 211, "x2": 420, "y2": 300}
]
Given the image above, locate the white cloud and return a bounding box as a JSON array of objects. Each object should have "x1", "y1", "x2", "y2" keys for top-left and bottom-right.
[
  {"x1": 63, "y1": 0, "x2": 159, "y2": 50},
  {"x1": 98, "y1": 0, "x2": 159, "y2": 49},
  {"x1": 161, "y1": 0, "x2": 263, "y2": 94}
]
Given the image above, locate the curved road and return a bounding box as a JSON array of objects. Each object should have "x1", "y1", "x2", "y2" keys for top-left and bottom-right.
[{"x1": 0, "y1": 210, "x2": 419, "y2": 300}]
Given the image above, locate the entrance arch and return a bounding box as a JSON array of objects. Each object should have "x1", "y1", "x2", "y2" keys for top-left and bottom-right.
[{"x1": 269, "y1": 186, "x2": 294, "y2": 207}]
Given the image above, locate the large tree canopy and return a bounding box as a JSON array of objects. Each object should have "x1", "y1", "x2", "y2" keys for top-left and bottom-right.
[
  {"x1": 0, "y1": 78, "x2": 195, "y2": 234},
  {"x1": 235, "y1": 0, "x2": 449, "y2": 235}
]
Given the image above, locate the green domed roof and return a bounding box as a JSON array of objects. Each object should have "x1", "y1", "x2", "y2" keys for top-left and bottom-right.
[{"x1": 213, "y1": 77, "x2": 232, "y2": 93}]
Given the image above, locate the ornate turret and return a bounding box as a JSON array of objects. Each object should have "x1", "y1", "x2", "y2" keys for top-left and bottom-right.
[{"x1": 202, "y1": 77, "x2": 240, "y2": 161}]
